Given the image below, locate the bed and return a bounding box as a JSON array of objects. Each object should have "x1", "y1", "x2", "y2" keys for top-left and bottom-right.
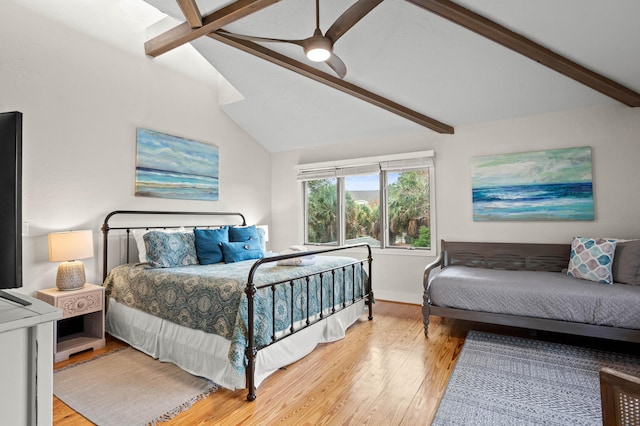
[{"x1": 101, "y1": 210, "x2": 373, "y2": 400}]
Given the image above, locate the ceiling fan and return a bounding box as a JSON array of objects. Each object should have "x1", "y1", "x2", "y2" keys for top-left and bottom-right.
[{"x1": 215, "y1": 0, "x2": 384, "y2": 79}]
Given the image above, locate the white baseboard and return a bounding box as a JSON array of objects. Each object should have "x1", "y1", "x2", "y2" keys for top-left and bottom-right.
[{"x1": 372, "y1": 290, "x2": 421, "y2": 305}]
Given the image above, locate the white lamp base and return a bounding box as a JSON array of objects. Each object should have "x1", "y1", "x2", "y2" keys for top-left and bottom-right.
[{"x1": 56, "y1": 260, "x2": 86, "y2": 291}]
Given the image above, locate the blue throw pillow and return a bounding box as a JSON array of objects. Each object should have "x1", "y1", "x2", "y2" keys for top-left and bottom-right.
[
  {"x1": 194, "y1": 227, "x2": 228, "y2": 265},
  {"x1": 220, "y1": 239, "x2": 264, "y2": 263},
  {"x1": 229, "y1": 225, "x2": 259, "y2": 242},
  {"x1": 143, "y1": 231, "x2": 198, "y2": 268}
]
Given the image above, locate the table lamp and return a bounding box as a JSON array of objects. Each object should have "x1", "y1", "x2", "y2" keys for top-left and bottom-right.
[{"x1": 48, "y1": 230, "x2": 94, "y2": 291}]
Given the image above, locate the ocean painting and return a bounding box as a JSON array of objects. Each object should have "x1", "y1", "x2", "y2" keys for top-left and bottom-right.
[
  {"x1": 135, "y1": 128, "x2": 219, "y2": 201},
  {"x1": 472, "y1": 147, "x2": 594, "y2": 221}
]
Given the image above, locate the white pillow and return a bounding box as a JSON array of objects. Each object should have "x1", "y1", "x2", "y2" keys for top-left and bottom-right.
[{"x1": 132, "y1": 227, "x2": 185, "y2": 263}]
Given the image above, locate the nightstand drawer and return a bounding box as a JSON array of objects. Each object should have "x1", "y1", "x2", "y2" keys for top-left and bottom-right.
[{"x1": 57, "y1": 291, "x2": 103, "y2": 318}]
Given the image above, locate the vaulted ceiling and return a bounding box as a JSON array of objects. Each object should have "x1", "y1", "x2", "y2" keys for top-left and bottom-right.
[{"x1": 143, "y1": 0, "x2": 640, "y2": 153}]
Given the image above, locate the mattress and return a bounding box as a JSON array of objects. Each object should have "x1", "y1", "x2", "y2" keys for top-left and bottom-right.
[{"x1": 429, "y1": 266, "x2": 640, "y2": 329}]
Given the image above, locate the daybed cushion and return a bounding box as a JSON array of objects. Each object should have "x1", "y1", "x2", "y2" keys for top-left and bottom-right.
[
  {"x1": 429, "y1": 265, "x2": 640, "y2": 329},
  {"x1": 612, "y1": 240, "x2": 640, "y2": 285}
]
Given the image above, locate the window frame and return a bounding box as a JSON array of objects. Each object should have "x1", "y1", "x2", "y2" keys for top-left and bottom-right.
[{"x1": 297, "y1": 151, "x2": 436, "y2": 256}]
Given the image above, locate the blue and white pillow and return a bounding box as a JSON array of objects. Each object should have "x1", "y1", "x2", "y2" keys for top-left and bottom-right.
[
  {"x1": 132, "y1": 227, "x2": 185, "y2": 263},
  {"x1": 567, "y1": 237, "x2": 617, "y2": 284},
  {"x1": 143, "y1": 231, "x2": 198, "y2": 268}
]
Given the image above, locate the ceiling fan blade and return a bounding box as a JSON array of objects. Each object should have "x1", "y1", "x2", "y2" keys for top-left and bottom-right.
[
  {"x1": 325, "y1": 53, "x2": 347, "y2": 79},
  {"x1": 325, "y1": 0, "x2": 384, "y2": 44},
  {"x1": 216, "y1": 29, "x2": 306, "y2": 47}
]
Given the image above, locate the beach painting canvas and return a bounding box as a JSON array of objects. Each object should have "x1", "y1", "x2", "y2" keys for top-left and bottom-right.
[
  {"x1": 472, "y1": 147, "x2": 594, "y2": 221},
  {"x1": 135, "y1": 128, "x2": 219, "y2": 201}
]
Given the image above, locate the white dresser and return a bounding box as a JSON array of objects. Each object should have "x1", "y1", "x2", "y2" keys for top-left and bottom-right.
[{"x1": 0, "y1": 291, "x2": 62, "y2": 426}]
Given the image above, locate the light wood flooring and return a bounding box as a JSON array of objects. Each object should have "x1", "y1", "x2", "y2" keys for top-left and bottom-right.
[{"x1": 52, "y1": 301, "x2": 634, "y2": 425}]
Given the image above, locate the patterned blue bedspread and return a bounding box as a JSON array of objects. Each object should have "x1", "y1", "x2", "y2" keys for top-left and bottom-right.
[{"x1": 103, "y1": 255, "x2": 368, "y2": 372}]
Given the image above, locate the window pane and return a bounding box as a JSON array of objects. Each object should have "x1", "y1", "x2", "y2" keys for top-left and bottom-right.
[
  {"x1": 345, "y1": 175, "x2": 380, "y2": 247},
  {"x1": 387, "y1": 170, "x2": 431, "y2": 249},
  {"x1": 305, "y1": 178, "x2": 338, "y2": 245}
]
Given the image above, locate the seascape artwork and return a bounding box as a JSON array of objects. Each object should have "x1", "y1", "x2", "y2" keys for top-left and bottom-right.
[
  {"x1": 135, "y1": 128, "x2": 219, "y2": 201},
  {"x1": 472, "y1": 147, "x2": 594, "y2": 221}
]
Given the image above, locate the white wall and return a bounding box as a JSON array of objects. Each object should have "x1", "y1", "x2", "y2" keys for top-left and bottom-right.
[
  {"x1": 1, "y1": 0, "x2": 271, "y2": 295},
  {"x1": 271, "y1": 104, "x2": 640, "y2": 304}
]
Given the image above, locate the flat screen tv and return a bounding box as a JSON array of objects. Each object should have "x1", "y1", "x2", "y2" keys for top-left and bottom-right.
[{"x1": 0, "y1": 111, "x2": 28, "y2": 305}]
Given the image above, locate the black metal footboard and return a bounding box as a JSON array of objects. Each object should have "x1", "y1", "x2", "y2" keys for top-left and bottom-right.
[{"x1": 244, "y1": 243, "x2": 373, "y2": 401}]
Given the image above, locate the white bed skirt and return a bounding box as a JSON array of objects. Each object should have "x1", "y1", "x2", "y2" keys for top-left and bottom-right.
[{"x1": 105, "y1": 298, "x2": 366, "y2": 391}]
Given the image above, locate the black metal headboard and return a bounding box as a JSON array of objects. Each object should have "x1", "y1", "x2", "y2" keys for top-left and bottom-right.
[{"x1": 101, "y1": 210, "x2": 247, "y2": 281}]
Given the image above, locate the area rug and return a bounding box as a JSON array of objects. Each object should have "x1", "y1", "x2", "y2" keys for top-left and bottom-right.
[
  {"x1": 54, "y1": 347, "x2": 218, "y2": 426},
  {"x1": 432, "y1": 331, "x2": 640, "y2": 425}
]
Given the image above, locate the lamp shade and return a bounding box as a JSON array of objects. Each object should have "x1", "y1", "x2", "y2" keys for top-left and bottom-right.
[{"x1": 48, "y1": 230, "x2": 94, "y2": 262}]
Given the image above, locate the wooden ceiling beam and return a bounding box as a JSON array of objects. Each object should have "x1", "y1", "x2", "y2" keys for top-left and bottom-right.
[
  {"x1": 208, "y1": 31, "x2": 454, "y2": 134},
  {"x1": 178, "y1": 0, "x2": 203, "y2": 28},
  {"x1": 407, "y1": 0, "x2": 640, "y2": 107},
  {"x1": 145, "y1": 0, "x2": 281, "y2": 57}
]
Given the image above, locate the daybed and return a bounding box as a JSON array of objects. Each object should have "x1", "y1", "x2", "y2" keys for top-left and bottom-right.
[
  {"x1": 101, "y1": 210, "x2": 373, "y2": 400},
  {"x1": 423, "y1": 240, "x2": 640, "y2": 343}
]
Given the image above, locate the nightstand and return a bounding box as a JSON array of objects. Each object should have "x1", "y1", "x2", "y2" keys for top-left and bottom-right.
[{"x1": 37, "y1": 283, "x2": 106, "y2": 362}]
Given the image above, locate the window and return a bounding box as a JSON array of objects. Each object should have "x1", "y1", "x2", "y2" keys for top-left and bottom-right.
[
  {"x1": 386, "y1": 169, "x2": 431, "y2": 249},
  {"x1": 305, "y1": 178, "x2": 337, "y2": 244},
  {"x1": 297, "y1": 151, "x2": 435, "y2": 254},
  {"x1": 345, "y1": 174, "x2": 380, "y2": 247}
]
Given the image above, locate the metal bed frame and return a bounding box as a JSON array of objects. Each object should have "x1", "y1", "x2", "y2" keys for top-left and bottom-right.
[{"x1": 101, "y1": 210, "x2": 373, "y2": 400}]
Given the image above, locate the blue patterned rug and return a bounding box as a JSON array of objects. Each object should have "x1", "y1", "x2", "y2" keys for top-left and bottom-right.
[{"x1": 433, "y1": 331, "x2": 640, "y2": 425}]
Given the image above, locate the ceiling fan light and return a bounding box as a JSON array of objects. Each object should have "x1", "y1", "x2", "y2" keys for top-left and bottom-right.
[
  {"x1": 306, "y1": 47, "x2": 331, "y2": 62},
  {"x1": 304, "y1": 35, "x2": 332, "y2": 62}
]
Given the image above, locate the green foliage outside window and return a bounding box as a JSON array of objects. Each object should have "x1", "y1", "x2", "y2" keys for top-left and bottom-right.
[
  {"x1": 412, "y1": 226, "x2": 431, "y2": 248},
  {"x1": 345, "y1": 193, "x2": 378, "y2": 242},
  {"x1": 305, "y1": 169, "x2": 430, "y2": 249},
  {"x1": 306, "y1": 179, "x2": 337, "y2": 244},
  {"x1": 388, "y1": 170, "x2": 431, "y2": 248}
]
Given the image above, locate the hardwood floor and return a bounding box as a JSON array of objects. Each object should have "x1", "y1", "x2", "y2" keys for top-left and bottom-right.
[{"x1": 52, "y1": 301, "x2": 633, "y2": 425}]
